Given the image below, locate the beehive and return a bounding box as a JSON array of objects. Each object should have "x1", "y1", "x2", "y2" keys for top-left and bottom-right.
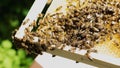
[{"x1": 13, "y1": 0, "x2": 120, "y2": 68}]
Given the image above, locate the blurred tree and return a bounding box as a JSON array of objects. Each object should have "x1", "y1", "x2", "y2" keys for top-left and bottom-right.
[
  {"x1": 0, "y1": 0, "x2": 35, "y2": 67},
  {"x1": 0, "y1": 0, "x2": 34, "y2": 40}
]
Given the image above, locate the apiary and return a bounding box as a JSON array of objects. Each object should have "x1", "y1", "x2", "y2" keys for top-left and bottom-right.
[{"x1": 13, "y1": 0, "x2": 120, "y2": 68}]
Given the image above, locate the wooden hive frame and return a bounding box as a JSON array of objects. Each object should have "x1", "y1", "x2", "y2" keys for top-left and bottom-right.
[{"x1": 13, "y1": 0, "x2": 120, "y2": 68}]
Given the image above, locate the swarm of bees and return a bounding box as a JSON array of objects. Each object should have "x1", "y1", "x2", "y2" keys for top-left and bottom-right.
[{"x1": 14, "y1": 0, "x2": 120, "y2": 59}]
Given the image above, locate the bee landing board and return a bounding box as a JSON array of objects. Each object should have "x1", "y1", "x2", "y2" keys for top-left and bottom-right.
[{"x1": 13, "y1": 0, "x2": 120, "y2": 68}]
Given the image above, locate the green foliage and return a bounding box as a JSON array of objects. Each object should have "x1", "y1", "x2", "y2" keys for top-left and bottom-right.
[
  {"x1": 0, "y1": 40, "x2": 33, "y2": 68},
  {"x1": 0, "y1": 0, "x2": 34, "y2": 39},
  {"x1": 0, "y1": 0, "x2": 35, "y2": 68},
  {"x1": 1, "y1": 40, "x2": 12, "y2": 49}
]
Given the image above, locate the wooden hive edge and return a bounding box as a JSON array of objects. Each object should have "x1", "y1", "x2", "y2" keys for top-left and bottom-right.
[{"x1": 14, "y1": 0, "x2": 120, "y2": 67}]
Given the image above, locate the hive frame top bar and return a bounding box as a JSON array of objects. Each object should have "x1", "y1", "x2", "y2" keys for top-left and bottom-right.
[
  {"x1": 14, "y1": 0, "x2": 120, "y2": 67},
  {"x1": 15, "y1": 0, "x2": 48, "y2": 39}
]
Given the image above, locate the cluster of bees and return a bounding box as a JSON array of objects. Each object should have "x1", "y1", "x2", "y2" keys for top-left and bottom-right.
[
  {"x1": 16, "y1": 0, "x2": 120, "y2": 57},
  {"x1": 36, "y1": 0, "x2": 120, "y2": 50}
]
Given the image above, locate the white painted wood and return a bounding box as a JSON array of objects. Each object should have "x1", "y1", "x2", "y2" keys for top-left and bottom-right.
[
  {"x1": 15, "y1": 0, "x2": 48, "y2": 39},
  {"x1": 35, "y1": 53, "x2": 97, "y2": 68},
  {"x1": 46, "y1": 48, "x2": 120, "y2": 68}
]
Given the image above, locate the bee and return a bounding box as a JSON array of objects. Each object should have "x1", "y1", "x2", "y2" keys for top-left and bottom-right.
[
  {"x1": 38, "y1": 13, "x2": 43, "y2": 18},
  {"x1": 52, "y1": 55, "x2": 56, "y2": 57},
  {"x1": 58, "y1": 44, "x2": 65, "y2": 50},
  {"x1": 23, "y1": 35, "x2": 27, "y2": 42},
  {"x1": 85, "y1": 49, "x2": 97, "y2": 61},
  {"x1": 68, "y1": 47, "x2": 76, "y2": 53},
  {"x1": 85, "y1": 50, "x2": 92, "y2": 60},
  {"x1": 24, "y1": 27, "x2": 30, "y2": 35},
  {"x1": 30, "y1": 20, "x2": 36, "y2": 27},
  {"x1": 48, "y1": 45, "x2": 56, "y2": 50},
  {"x1": 76, "y1": 61, "x2": 79, "y2": 63},
  {"x1": 21, "y1": 43, "x2": 28, "y2": 48},
  {"x1": 12, "y1": 29, "x2": 18, "y2": 39},
  {"x1": 23, "y1": 0, "x2": 120, "y2": 59},
  {"x1": 22, "y1": 18, "x2": 29, "y2": 25},
  {"x1": 113, "y1": 40, "x2": 119, "y2": 47},
  {"x1": 85, "y1": 50, "x2": 93, "y2": 61},
  {"x1": 55, "y1": 6, "x2": 62, "y2": 12},
  {"x1": 92, "y1": 27, "x2": 99, "y2": 32},
  {"x1": 84, "y1": 44, "x2": 91, "y2": 49}
]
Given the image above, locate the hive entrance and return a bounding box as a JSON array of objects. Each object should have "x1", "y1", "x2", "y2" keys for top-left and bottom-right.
[{"x1": 13, "y1": 0, "x2": 120, "y2": 67}]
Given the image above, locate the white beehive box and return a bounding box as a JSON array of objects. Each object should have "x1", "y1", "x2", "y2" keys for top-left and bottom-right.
[{"x1": 14, "y1": 0, "x2": 120, "y2": 68}]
